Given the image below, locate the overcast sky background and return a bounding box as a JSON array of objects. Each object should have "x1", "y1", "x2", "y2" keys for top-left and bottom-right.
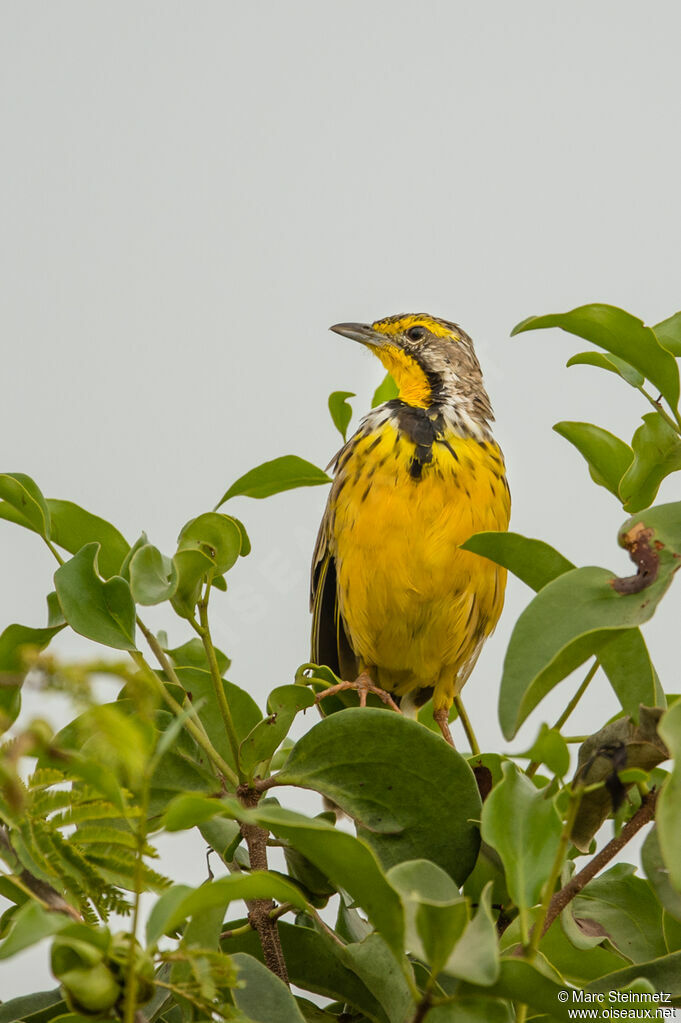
[{"x1": 2, "y1": 1, "x2": 681, "y2": 1000}]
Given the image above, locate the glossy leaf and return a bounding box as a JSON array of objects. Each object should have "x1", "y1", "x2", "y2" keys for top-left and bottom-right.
[
  {"x1": 232, "y1": 952, "x2": 307, "y2": 1022},
  {"x1": 147, "y1": 872, "x2": 306, "y2": 943},
  {"x1": 619, "y1": 412, "x2": 681, "y2": 512},
  {"x1": 239, "y1": 684, "x2": 316, "y2": 779},
  {"x1": 642, "y1": 826, "x2": 681, "y2": 922},
  {"x1": 657, "y1": 700, "x2": 681, "y2": 894},
  {"x1": 553, "y1": 421, "x2": 633, "y2": 497},
  {"x1": 372, "y1": 372, "x2": 399, "y2": 407},
  {"x1": 48, "y1": 500, "x2": 129, "y2": 579},
  {"x1": 499, "y1": 562, "x2": 675, "y2": 739},
  {"x1": 460, "y1": 531, "x2": 574, "y2": 592},
  {"x1": 653, "y1": 311, "x2": 681, "y2": 357},
  {"x1": 481, "y1": 763, "x2": 562, "y2": 913},
  {"x1": 128, "y1": 544, "x2": 177, "y2": 605},
  {"x1": 0, "y1": 623, "x2": 63, "y2": 727},
  {"x1": 54, "y1": 544, "x2": 136, "y2": 650},
  {"x1": 512, "y1": 303, "x2": 680, "y2": 411},
  {"x1": 573, "y1": 863, "x2": 666, "y2": 963},
  {"x1": 587, "y1": 950, "x2": 681, "y2": 999},
  {"x1": 339, "y1": 934, "x2": 414, "y2": 1023},
  {"x1": 387, "y1": 859, "x2": 467, "y2": 974},
  {"x1": 328, "y1": 391, "x2": 355, "y2": 441},
  {"x1": 216, "y1": 455, "x2": 331, "y2": 505},
  {"x1": 0, "y1": 473, "x2": 50, "y2": 537},
  {"x1": 0, "y1": 990, "x2": 66, "y2": 1023},
  {"x1": 444, "y1": 883, "x2": 499, "y2": 986},
  {"x1": 567, "y1": 350, "x2": 644, "y2": 387},
  {"x1": 171, "y1": 512, "x2": 243, "y2": 616},
  {"x1": 0, "y1": 902, "x2": 70, "y2": 960},
  {"x1": 598, "y1": 628, "x2": 660, "y2": 719},
  {"x1": 519, "y1": 724, "x2": 569, "y2": 777},
  {"x1": 220, "y1": 922, "x2": 386, "y2": 1021},
  {"x1": 276, "y1": 708, "x2": 481, "y2": 883},
  {"x1": 173, "y1": 666, "x2": 261, "y2": 772},
  {"x1": 458, "y1": 959, "x2": 574, "y2": 1021},
  {"x1": 250, "y1": 804, "x2": 404, "y2": 954}
]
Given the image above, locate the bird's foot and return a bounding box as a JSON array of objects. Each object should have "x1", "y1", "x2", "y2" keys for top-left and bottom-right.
[
  {"x1": 316, "y1": 670, "x2": 401, "y2": 713},
  {"x1": 433, "y1": 706, "x2": 456, "y2": 747}
]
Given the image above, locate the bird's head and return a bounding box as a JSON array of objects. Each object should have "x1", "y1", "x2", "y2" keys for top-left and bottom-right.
[{"x1": 330, "y1": 313, "x2": 494, "y2": 427}]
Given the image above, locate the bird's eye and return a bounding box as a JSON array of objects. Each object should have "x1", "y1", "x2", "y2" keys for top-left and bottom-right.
[{"x1": 406, "y1": 326, "x2": 426, "y2": 342}]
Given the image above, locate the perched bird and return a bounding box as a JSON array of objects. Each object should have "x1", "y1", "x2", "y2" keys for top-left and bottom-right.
[{"x1": 310, "y1": 313, "x2": 510, "y2": 746}]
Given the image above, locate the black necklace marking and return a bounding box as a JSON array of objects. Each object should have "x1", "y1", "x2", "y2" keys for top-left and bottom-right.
[{"x1": 386, "y1": 401, "x2": 455, "y2": 480}]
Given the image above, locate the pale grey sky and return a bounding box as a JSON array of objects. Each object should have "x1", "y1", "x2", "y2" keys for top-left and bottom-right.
[{"x1": 2, "y1": 0, "x2": 681, "y2": 1000}]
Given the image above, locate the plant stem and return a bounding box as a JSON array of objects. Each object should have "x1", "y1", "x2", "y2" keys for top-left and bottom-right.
[
  {"x1": 526, "y1": 660, "x2": 599, "y2": 778},
  {"x1": 238, "y1": 785, "x2": 289, "y2": 983},
  {"x1": 638, "y1": 385, "x2": 681, "y2": 434},
  {"x1": 129, "y1": 650, "x2": 239, "y2": 788},
  {"x1": 454, "y1": 695, "x2": 481, "y2": 755},
  {"x1": 196, "y1": 590, "x2": 244, "y2": 781},
  {"x1": 525, "y1": 785, "x2": 582, "y2": 958},
  {"x1": 539, "y1": 789, "x2": 659, "y2": 938},
  {"x1": 42, "y1": 538, "x2": 64, "y2": 566}
]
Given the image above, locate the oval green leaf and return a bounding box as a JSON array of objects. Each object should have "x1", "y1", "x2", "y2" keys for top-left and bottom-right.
[
  {"x1": 653, "y1": 311, "x2": 681, "y2": 357},
  {"x1": 239, "y1": 684, "x2": 316, "y2": 779},
  {"x1": 328, "y1": 391, "x2": 355, "y2": 441},
  {"x1": 553, "y1": 421, "x2": 633, "y2": 497},
  {"x1": 657, "y1": 700, "x2": 681, "y2": 895},
  {"x1": 276, "y1": 708, "x2": 481, "y2": 884},
  {"x1": 512, "y1": 304, "x2": 680, "y2": 411},
  {"x1": 567, "y1": 350, "x2": 644, "y2": 387},
  {"x1": 460, "y1": 531, "x2": 574, "y2": 592},
  {"x1": 54, "y1": 544, "x2": 136, "y2": 650},
  {"x1": 216, "y1": 455, "x2": 331, "y2": 505},
  {"x1": 231, "y1": 952, "x2": 307, "y2": 1022},
  {"x1": 619, "y1": 412, "x2": 681, "y2": 513},
  {"x1": 0, "y1": 474, "x2": 50, "y2": 538},
  {"x1": 372, "y1": 372, "x2": 399, "y2": 408},
  {"x1": 128, "y1": 544, "x2": 177, "y2": 605}
]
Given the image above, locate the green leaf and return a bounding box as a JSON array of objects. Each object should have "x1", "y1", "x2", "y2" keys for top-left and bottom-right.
[
  {"x1": 339, "y1": 934, "x2": 413, "y2": 1023},
  {"x1": 653, "y1": 311, "x2": 681, "y2": 357},
  {"x1": 0, "y1": 990, "x2": 66, "y2": 1023},
  {"x1": 173, "y1": 667, "x2": 262, "y2": 772},
  {"x1": 574, "y1": 863, "x2": 666, "y2": 963},
  {"x1": 0, "y1": 623, "x2": 64, "y2": 727},
  {"x1": 618, "y1": 412, "x2": 681, "y2": 512},
  {"x1": 221, "y1": 921, "x2": 387, "y2": 1022},
  {"x1": 519, "y1": 724, "x2": 570, "y2": 777},
  {"x1": 128, "y1": 544, "x2": 177, "y2": 605},
  {"x1": 250, "y1": 804, "x2": 404, "y2": 955},
  {"x1": 426, "y1": 999, "x2": 513, "y2": 1023},
  {"x1": 0, "y1": 473, "x2": 51, "y2": 537},
  {"x1": 553, "y1": 421, "x2": 633, "y2": 497},
  {"x1": 165, "y1": 636, "x2": 230, "y2": 674},
  {"x1": 499, "y1": 561, "x2": 676, "y2": 739},
  {"x1": 147, "y1": 872, "x2": 307, "y2": 943},
  {"x1": 0, "y1": 901, "x2": 70, "y2": 960},
  {"x1": 239, "y1": 685, "x2": 316, "y2": 779},
  {"x1": 481, "y1": 763, "x2": 562, "y2": 914},
  {"x1": 216, "y1": 455, "x2": 331, "y2": 505},
  {"x1": 54, "y1": 544, "x2": 136, "y2": 650},
  {"x1": 48, "y1": 500, "x2": 129, "y2": 579},
  {"x1": 567, "y1": 350, "x2": 644, "y2": 387},
  {"x1": 162, "y1": 793, "x2": 237, "y2": 832},
  {"x1": 587, "y1": 950, "x2": 681, "y2": 999},
  {"x1": 512, "y1": 303, "x2": 680, "y2": 411},
  {"x1": 276, "y1": 708, "x2": 481, "y2": 884},
  {"x1": 642, "y1": 826, "x2": 681, "y2": 922},
  {"x1": 171, "y1": 512, "x2": 243, "y2": 616},
  {"x1": 598, "y1": 628, "x2": 660, "y2": 719},
  {"x1": 232, "y1": 952, "x2": 307, "y2": 1022},
  {"x1": 458, "y1": 958, "x2": 575, "y2": 1021},
  {"x1": 444, "y1": 883, "x2": 500, "y2": 986},
  {"x1": 372, "y1": 373, "x2": 399, "y2": 408},
  {"x1": 328, "y1": 391, "x2": 355, "y2": 441},
  {"x1": 657, "y1": 700, "x2": 681, "y2": 895},
  {"x1": 387, "y1": 860, "x2": 467, "y2": 974},
  {"x1": 460, "y1": 531, "x2": 574, "y2": 592}
]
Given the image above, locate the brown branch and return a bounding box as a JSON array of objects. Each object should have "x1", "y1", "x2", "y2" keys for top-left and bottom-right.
[
  {"x1": 237, "y1": 785, "x2": 289, "y2": 984},
  {"x1": 540, "y1": 788, "x2": 658, "y2": 938},
  {"x1": 410, "y1": 993, "x2": 433, "y2": 1023}
]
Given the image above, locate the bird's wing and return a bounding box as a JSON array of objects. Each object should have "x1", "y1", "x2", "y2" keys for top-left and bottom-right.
[{"x1": 310, "y1": 497, "x2": 356, "y2": 680}]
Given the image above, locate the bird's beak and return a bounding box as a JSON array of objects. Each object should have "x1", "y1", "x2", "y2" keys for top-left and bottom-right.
[{"x1": 329, "y1": 322, "x2": 387, "y2": 349}]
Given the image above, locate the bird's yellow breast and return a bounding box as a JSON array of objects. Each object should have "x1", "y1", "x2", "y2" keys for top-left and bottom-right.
[{"x1": 329, "y1": 419, "x2": 510, "y2": 707}]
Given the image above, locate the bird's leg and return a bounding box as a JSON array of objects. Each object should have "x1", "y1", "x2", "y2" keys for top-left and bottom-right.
[
  {"x1": 433, "y1": 706, "x2": 456, "y2": 747},
  {"x1": 316, "y1": 670, "x2": 401, "y2": 713}
]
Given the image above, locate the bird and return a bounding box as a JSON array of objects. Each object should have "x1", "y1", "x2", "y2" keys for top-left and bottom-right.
[{"x1": 310, "y1": 313, "x2": 510, "y2": 747}]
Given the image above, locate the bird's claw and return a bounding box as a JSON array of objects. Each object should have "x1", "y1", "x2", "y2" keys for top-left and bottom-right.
[{"x1": 315, "y1": 671, "x2": 401, "y2": 713}]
